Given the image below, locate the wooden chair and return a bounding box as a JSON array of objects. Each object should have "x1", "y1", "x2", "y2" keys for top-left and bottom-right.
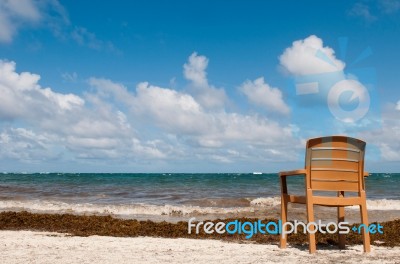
[{"x1": 279, "y1": 136, "x2": 370, "y2": 253}]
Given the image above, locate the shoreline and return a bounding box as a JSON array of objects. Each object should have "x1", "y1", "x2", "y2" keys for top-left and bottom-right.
[
  {"x1": 1, "y1": 211, "x2": 399, "y2": 247},
  {"x1": 1, "y1": 198, "x2": 400, "y2": 224}
]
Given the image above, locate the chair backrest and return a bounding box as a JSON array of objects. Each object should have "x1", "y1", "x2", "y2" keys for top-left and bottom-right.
[{"x1": 305, "y1": 136, "x2": 366, "y2": 193}]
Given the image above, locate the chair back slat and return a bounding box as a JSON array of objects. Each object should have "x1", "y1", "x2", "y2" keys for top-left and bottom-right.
[
  {"x1": 311, "y1": 180, "x2": 359, "y2": 191},
  {"x1": 310, "y1": 170, "x2": 359, "y2": 181}
]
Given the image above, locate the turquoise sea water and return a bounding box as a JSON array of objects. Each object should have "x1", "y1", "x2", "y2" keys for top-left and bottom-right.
[{"x1": 0, "y1": 173, "x2": 399, "y2": 222}]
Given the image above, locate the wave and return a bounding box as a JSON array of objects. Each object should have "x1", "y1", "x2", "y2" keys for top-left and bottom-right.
[
  {"x1": 249, "y1": 197, "x2": 400, "y2": 211},
  {"x1": 249, "y1": 197, "x2": 281, "y2": 207},
  {"x1": 355, "y1": 199, "x2": 400, "y2": 210},
  {"x1": 0, "y1": 200, "x2": 253, "y2": 217},
  {"x1": 0, "y1": 197, "x2": 399, "y2": 218}
]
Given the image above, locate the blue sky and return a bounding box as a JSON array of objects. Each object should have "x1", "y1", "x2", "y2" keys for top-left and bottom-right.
[{"x1": 0, "y1": 0, "x2": 400, "y2": 172}]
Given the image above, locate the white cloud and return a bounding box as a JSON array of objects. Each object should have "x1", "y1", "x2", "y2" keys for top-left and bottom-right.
[
  {"x1": 89, "y1": 74, "x2": 298, "y2": 161},
  {"x1": 0, "y1": 11, "x2": 14, "y2": 43},
  {"x1": 396, "y1": 100, "x2": 400, "y2": 111},
  {"x1": 210, "y1": 113, "x2": 296, "y2": 147},
  {"x1": 0, "y1": 127, "x2": 60, "y2": 161},
  {"x1": 184, "y1": 52, "x2": 208, "y2": 86},
  {"x1": 380, "y1": 143, "x2": 400, "y2": 161},
  {"x1": 183, "y1": 52, "x2": 228, "y2": 109},
  {"x1": 3, "y1": 0, "x2": 41, "y2": 20},
  {"x1": 0, "y1": 59, "x2": 170, "y2": 162},
  {"x1": 279, "y1": 35, "x2": 345, "y2": 76},
  {"x1": 279, "y1": 35, "x2": 374, "y2": 125},
  {"x1": 71, "y1": 27, "x2": 100, "y2": 49},
  {"x1": 66, "y1": 137, "x2": 119, "y2": 149},
  {"x1": 0, "y1": 56, "x2": 303, "y2": 169},
  {"x1": 71, "y1": 27, "x2": 118, "y2": 52},
  {"x1": 0, "y1": 0, "x2": 118, "y2": 53},
  {"x1": 90, "y1": 78, "x2": 210, "y2": 135},
  {"x1": 132, "y1": 138, "x2": 166, "y2": 159},
  {"x1": 360, "y1": 102, "x2": 400, "y2": 161},
  {"x1": 0, "y1": 0, "x2": 69, "y2": 43},
  {"x1": 348, "y1": 3, "x2": 377, "y2": 22},
  {"x1": 92, "y1": 78, "x2": 300, "y2": 157},
  {"x1": 0, "y1": 60, "x2": 84, "y2": 121},
  {"x1": 133, "y1": 81, "x2": 210, "y2": 135},
  {"x1": 88, "y1": 77, "x2": 134, "y2": 104},
  {"x1": 348, "y1": 1, "x2": 400, "y2": 22},
  {"x1": 61, "y1": 72, "x2": 77, "y2": 82},
  {"x1": 240, "y1": 77, "x2": 290, "y2": 115},
  {"x1": 0, "y1": 0, "x2": 41, "y2": 42},
  {"x1": 134, "y1": 83, "x2": 294, "y2": 146},
  {"x1": 380, "y1": 0, "x2": 400, "y2": 13},
  {"x1": 210, "y1": 154, "x2": 232, "y2": 163}
]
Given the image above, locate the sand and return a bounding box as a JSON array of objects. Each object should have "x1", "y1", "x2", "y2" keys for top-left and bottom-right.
[{"x1": 1, "y1": 231, "x2": 400, "y2": 264}]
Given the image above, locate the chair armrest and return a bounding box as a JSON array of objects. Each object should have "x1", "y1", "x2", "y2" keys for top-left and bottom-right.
[
  {"x1": 364, "y1": 172, "x2": 369, "y2": 177},
  {"x1": 279, "y1": 169, "x2": 306, "y2": 177}
]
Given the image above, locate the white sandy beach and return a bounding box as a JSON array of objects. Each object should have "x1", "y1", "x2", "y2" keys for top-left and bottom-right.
[{"x1": 1, "y1": 231, "x2": 399, "y2": 264}]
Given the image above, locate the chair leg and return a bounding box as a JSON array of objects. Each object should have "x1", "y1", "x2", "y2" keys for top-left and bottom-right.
[
  {"x1": 337, "y1": 191, "x2": 345, "y2": 249},
  {"x1": 360, "y1": 197, "x2": 371, "y2": 253},
  {"x1": 280, "y1": 195, "x2": 288, "y2": 249},
  {"x1": 306, "y1": 195, "x2": 316, "y2": 253}
]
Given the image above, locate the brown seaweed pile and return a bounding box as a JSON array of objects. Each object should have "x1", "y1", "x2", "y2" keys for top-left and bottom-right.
[{"x1": 0, "y1": 211, "x2": 399, "y2": 247}]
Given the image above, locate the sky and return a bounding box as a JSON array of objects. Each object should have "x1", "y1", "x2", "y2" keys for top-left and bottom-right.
[{"x1": 0, "y1": 0, "x2": 400, "y2": 173}]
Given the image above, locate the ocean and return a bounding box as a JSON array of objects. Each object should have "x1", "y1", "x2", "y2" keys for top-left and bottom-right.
[{"x1": 1, "y1": 173, "x2": 399, "y2": 223}]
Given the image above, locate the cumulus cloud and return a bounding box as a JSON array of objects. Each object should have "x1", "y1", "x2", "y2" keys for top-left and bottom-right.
[
  {"x1": 0, "y1": 60, "x2": 84, "y2": 121},
  {"x1": 396, "y1": 100, "x2": 400, "y2": 110},
  {"x1": 183, "y1": 52, "x2": 228, "y2": 109},
  {"x1": 0, "y1": 59, "x2": 170, "y2": 162},
  {"x1": 0, "y1": 54, "x2": 303, "y2": 169},
  {"x1": 133, "y1": 82, "x2": 210, "y2": 135},
  {"x1": 91, "y1": 78, "x2": 299, "y2": 155},
  {"x1": 0, "y1": 127, "x2": 60, "y2": 161},
  {"x1": 183, "y1": 52, "x2": 208, "y2": 86},
  {"x1": 132, "y1": 138, "x2": 166, "y2": 159},
  {"x1": 88, "y1": 77, "x2": 134, "y2": 104},
  {"x1": 240, "y1": 77, "x2": 290, "y2": 115},
  {"x1": 279, "y1": 35, "x2": 345, "y2": 76}
]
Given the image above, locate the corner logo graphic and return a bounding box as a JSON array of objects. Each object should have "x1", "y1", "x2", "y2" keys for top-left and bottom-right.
[{"x1": 291, "y1": 37, "x2": 380, "y2": 129}]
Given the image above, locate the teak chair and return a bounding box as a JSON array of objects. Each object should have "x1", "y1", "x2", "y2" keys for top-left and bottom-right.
[{"x1": 279, "y1": 136, "x2": 370, "y2": 253}]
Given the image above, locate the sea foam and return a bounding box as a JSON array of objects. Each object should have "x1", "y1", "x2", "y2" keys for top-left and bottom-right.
[{"x1": 1, "y1": 197, "x2": 399, "y2": 219}]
